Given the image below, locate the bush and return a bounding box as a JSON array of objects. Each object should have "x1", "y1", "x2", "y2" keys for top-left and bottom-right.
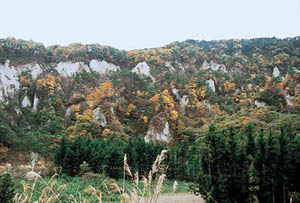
[
  {"x1": 257, "y1": 90, "x2": 286, "y2": 109},
  {"x1": 0, "y1": 172, "x2": 15, "y2": 203}
]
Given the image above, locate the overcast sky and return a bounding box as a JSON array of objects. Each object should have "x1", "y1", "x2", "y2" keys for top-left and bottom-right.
[{"x1": 0, "y1": 0, "x2": 299, "y2": 50}]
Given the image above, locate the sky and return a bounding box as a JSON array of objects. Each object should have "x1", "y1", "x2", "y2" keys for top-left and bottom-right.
[{"x1": 0, "y1": 0, "x2": 299, "y2": 50}]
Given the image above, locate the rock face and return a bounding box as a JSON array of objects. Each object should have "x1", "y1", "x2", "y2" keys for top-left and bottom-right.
[
  {"x1": 285, "y1": 94, "x2": 293, "y2": 106},
  {"x1": 144, "y1": 115, "x2": 172, "y2": 143},
  {"x1": 203, "y1": 100, "x2": 211, "y2": 112},
  {"x1": 202, "y1": 60, "x2": 227, "y2": 72},
  {"x1": 93, "y1": 107, "x2": 107, "y2": 127},
  {"x1": 165, "y1": 61, "x2": 176, "y2": 72},
  {"x1": 172, "y1": 88, "x2": 180, "y2": 100},
  {"x1": 89, "y1": 60, "x2": 120, "y2": 74},
  {"x1": 30, "y1": 64, "x2": 43, "y2": 80},
  {"x1": 255, "y1": 100, "x2": 266, "y2": 108},
  {"x1": 22, "y1": 96, "x2": 31, "y2": 107},
  {"x1": 273, "y1": 67, "x2": 280, "y2": 77},
  {"x1": 33, "y1": 94, "x2": 39, "y2": 112},
  {"x1": 65, "y1": 107, "x2": 72, "y2": 117},
  {"x1": 132, "y1": 62, "x2": 155, "y2": 81},
  {"x1": 0, "y1": 59, "x2": 119, "y2": 101},
  {"x1": 206, "y1": 79, "x2": 216, "y2": 92},
  {"x1": 55, "y1": 60, "x2": 120, "y2": 77},
  {"x1": 20, "y1": 63, "x2": 43, "y2": 80},
  {"x1": 171, "y1": 88, "x2": 189, "y2": 115},
  {"x1": 0, "y1": 61, "x2": 44, "y2": 102},
  {"x1": 0, "y1": 60, "x2": 20, "y2": 101},
  {"x1": 180, "y1": 95, "x2": 189, "y2": 115},
  {"x1": 55, "y1": 62, "x2": 88, "y2": 77}
]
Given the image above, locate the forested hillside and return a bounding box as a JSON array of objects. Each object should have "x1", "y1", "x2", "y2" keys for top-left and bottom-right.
[
  {"x1": 0, "y1": 36, "x2": 299, "y2": 151},
  {"x1": 0, "y1": 36, "x2": 300, "y2": 202}
]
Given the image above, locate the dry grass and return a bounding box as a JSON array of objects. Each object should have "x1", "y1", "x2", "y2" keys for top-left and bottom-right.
[
  {"x1": 120, "y1": 150, "x2": 168, "y2": 203},
  {"x1": 13, "y1": 150, "x2": 169, "y2": 203},
  {"x1": 14, "y1": 174, "x2": 65, "y2": 203}
]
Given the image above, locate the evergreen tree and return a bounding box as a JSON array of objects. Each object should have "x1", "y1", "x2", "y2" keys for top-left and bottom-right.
[
  {"x1": 255, "y1": 129, "x2": 269, "y2": 202},
  {"x1": 88, "y1": 139, "x2": 105, "y2": 173},
  {"x1": 277, "y1": 127, "x2": 291, "y2": 203},
  {"x1": 186, "y1": 141, "x2": 201, "y2": 182},
  {"x1": 266, "y1": 133, "x2": 280, "y2": 203},
  {"x1": 287, "y1": 128, "x2": 300, "y2": 198},
  {"x1": 54, "y1": 135, "x2": 68, "y2": 167},
  {"x1": 245, "y1": 123, "x2": 256, "y2": 157},
  {"x1": 245, "y1": 124, "x2": 259, "y2": 202},
  {"x1": 103, "y1": 136, "x2": 126, "y2": 179}
]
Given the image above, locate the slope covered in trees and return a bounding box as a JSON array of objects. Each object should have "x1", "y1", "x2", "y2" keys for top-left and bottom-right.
[
  {"x1": 0, "y1": 36, "x2": 299, "y2": 151},
  {"x1": 0, "y1": 36, "x2": 300, "y2": 202}
]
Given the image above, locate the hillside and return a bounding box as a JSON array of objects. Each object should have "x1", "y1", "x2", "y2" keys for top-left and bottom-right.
[{"x1": 0, "y1": 36, "x2": 300, "y2": 152}]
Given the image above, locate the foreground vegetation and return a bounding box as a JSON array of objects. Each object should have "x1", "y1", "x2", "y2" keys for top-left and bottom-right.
[
  {"x1": 53, "y1": 124, "x2": 300, "y2": 202},
  {"x1": 11, "y1": 175, "x2": 190, "y2": 202},
  {"x1": 1, "y1": 121, "x2": 300, "y2": 202},
  {"x1": 2, "y1": 150, "x2": 193, "y2": 202}
]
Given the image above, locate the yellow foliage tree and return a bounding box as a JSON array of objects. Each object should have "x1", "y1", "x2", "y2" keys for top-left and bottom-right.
[
  {"x1": 224, "y1": 80, "x2": 236, "y2": 93},
  {"x1": 170, "y1": 110, "x2": 178, "y2": 120},
  {"x1": 68, "y1": 109, "x2": 95, "y2": 139},
  {"x1": 143, "y1": 116, "x2": 148, "y2": 123},
  {"x1": 36, "y1": 74, "x2": 57, "y2": 95},
  {"x1": 102, "y1": 128, "x2": 111, "y2": 138}
]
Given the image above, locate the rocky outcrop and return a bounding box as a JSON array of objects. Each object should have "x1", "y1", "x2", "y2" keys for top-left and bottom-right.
[
  {"x1": 55, "y1": 62, "x2": 88, "y2": 77},
  {"x1": 165, "y1": 61, "x2": 176, "y2": 72},
  {"x1": 203, "y1": 100, "x2": 211, "y2": 112},
  {"x1": 202, "y1": 60, "x2": 227, "y2": 72},
  {"x1": 55, "y1": 60, "x2": 119, "y2": 78},
  {"x1": 33, "y1": 94, "x2": 39, "y2": 112},
  {"x1": 144, "y1": 114, "x2": 172, "y2": 143},
  {"x1": 273, "y1": 67, "x2": 280, "y2": 77},
  {"x1": 89, "y1": 60, "x2": 120, "y2": 74},
  {"x1": 65, "y1": 107, "x2": 72, "y2": 117},
  {"x1": 20, "y1": 63, "x2": 43, "y2": 80},
  {"x1": 0, "y1": 61, "x2": 44, "y2": 102},
  {"x1": 180, "y1": 95, "x2": 189, "y2": 115},
  {"x1": 255, "y1": 100, "x2": 266, "y2": 108},
  {"x1": 132, "y1": 62, "x2": 155, "y2": 82},
  {"x1": 93, "y1": 107, "x2": 107, "y2": 127},
  {"x1": 22, "y1": 96, "x2": 31, "y2": 108},
  {"x1": 172, "y1": 88, "x2": 180, "y2": 100},
  {"x1": 0, "y1": 60, "x2": 20, "y2": 101},
  {"x1": 171, "y1": 88, "x2": 189, "y2": 114},
  {"x1": 1, "y1": 59, "x2": 119, "y2": 101},
  {"x1": 285, "y1": 94, "x2": 293, "y2": 106},
  {"x1": 206, "y1": 79, "x2": 216, "y2": 92}
]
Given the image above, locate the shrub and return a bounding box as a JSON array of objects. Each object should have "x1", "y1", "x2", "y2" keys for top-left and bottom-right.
[
  {"x1": 257, "y1": 90, "x2": 286, "y2": 109},
  {"x1": 0, "y1": 172, "x2": 15, "y2": 203}
]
